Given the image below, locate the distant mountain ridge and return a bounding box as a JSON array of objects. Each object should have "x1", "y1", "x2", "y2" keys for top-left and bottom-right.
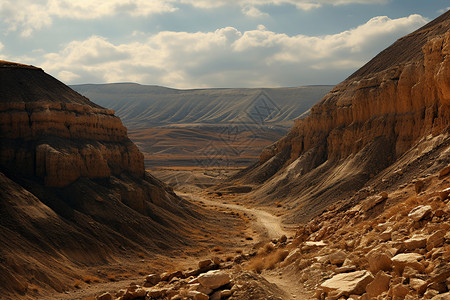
[
  {"x1": 71, "y1": 83, "x2": 333, "y2": 129},
  {"x1": 71, "y1": 83, "x2": 333, "y2": 168}
]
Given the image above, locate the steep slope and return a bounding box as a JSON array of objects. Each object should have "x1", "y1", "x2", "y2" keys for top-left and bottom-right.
[
  {"x1": 233, "y1": 11, "x2": 450, "y2": 222},
  {"x1": 71, "y1": 84, "x2": 332, "y2": 168},
  {"x1": 0, "y1": 61, "x2": 216, "y2": 299}
]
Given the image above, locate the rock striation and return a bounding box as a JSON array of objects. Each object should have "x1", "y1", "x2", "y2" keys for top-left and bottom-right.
[
  {"x1": 233, "y1": 11, "x2": 450, "y2": 222},
  {"x1": 261, "y1": 11, "x2": 450, "y2": 165},
  {"x1": 0, "y1": 61, "x2": 144, "y2": 187}
]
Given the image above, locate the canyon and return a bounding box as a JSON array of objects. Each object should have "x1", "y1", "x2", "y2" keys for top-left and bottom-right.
[{"x1": 0, "y1": 9, "x2": 449, "y2": 300}]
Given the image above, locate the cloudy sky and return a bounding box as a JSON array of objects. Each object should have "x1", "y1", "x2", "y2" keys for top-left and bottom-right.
[{"x1": 0, "y1": 1, "x2": 448, "y2": 88}]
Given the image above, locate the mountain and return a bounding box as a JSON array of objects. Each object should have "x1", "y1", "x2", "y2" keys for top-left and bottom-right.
[
  {"x1": 229, "y1": 10, "x2": 450, "y2": 223},
  {"x1": 71, "y1": 84, "x2": 332, "y2": 168},
  {"x1": 0, "y1": 61, "x2": 213, "y2": 298}
]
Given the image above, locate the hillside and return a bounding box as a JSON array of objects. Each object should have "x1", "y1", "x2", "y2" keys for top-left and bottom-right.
[
  {"x1": 225, "y1": 10, "x2": 450, "y2": 223},
  {"x1": 0, "y1": 61, "x2": 238, "y2": 299},
  {"x1": 71, "y1": 84, "x2": 332, "y2": 168}
]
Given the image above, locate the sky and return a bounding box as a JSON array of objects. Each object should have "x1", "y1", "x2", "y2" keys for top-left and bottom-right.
[{"x1": 0, "y1": 1, "x2": 449, "y2": 89}]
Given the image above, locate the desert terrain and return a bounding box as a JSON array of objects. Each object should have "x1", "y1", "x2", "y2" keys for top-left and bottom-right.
[{"x1": 0, "y1": 9, "x2": 449, "y2": 300}]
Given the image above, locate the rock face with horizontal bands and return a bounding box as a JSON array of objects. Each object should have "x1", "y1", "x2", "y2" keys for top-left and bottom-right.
[{"x1": 0, "y1": 61, "x2": 144, "y2": 187}]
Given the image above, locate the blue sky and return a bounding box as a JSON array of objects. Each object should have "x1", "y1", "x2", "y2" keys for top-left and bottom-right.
[{"x1": 0, "y1": 1, "x2": 448, "y2": 88}]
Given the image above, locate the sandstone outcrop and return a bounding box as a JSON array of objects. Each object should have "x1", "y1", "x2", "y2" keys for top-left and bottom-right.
[
  {"x1": 231, "y1": 11, "x2": 450, "y2": 223},
  {"x1": 0, "y1": 61, "x2": 143, "y2": 187}
]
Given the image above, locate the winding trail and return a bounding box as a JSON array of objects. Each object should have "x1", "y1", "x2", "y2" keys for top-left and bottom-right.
[{"x1": 178, "y1": 192, "x2": 294, "y2": 240}]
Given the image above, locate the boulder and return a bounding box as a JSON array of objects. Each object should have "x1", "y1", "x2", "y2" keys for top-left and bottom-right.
[
  {"x1": 97, "y1": 292, "x2": 113, "y2": 300},
  {"x1": 329, "y1": 250, "x2": 347, "y2": 266},
  {"x1": 404, "y1": 235, "x2": 428, "y2": 250},
  {"x1": 197, "y1": 270, "x2": 231, "y2": 290},
  {"x1": 367, "y1": 249, "x2": 393, "y2": 273},
  {"x1": 199, "y1": 259, "x2": 213, "y2": 269},
  {"x1": 388, "y1": 283, "x2": 409, "y2": 299},
  {"x1": 430, "y1": 292, "x2": 450, "y2": 300},
  {"x1": 408, "y1": 205, "x2": 432, "y2": 221},
  {"x1": 187, "y1": 290, "x2": 209, "y2": 300},
  {"x1": 320, "y1": 270, "x2": 374, "y2": 297},
  {"x1": 438, "y1": 165, "x2": 450, "y2": 179},
  {"x1": 145, "y1": 274, "x2": 161, "y2": 286},
  {"x1": 415, "y1": 180, "x2": 425, "y2": 193},
  {"x1": 366, "y1": 271, "x2": 391, "y2": 298},
  {"x1": 439, "y1": 187, "x2": 450, "y2": 200},
  {"x1": 391, "y1": 253, "x2": 424, "y2": 274},
  {"x1": 409, "y1": 278, "x2": 427, "y2": 294},
  {"x1": 427, "y1": 230, "x2": 446, "y2": 251}
]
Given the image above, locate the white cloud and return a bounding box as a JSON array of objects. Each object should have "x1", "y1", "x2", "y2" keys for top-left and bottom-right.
[
  {"x1": 0, "y1": 0, "x2": 177, "y2": 36},
  {"x1": 437, "y1": 7, "x2": 450, "y2": 14},
  {"x1": 0, "y1": 0, "x2": 392, "y2": 36},
  {"x1": 39, "y1": 14, "x2": 427, "y2": 88},
  {"x1": 242, "y1": 6, "x2": 269, "y2": 18}
]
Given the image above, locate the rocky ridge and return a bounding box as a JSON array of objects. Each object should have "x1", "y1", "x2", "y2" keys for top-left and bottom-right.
[
  {"x1": 232, "y1": 11, "x2": 450, "y2": 222},
  {"x1": 0, "y1": 61, "x2": 143, "y2": 187}
]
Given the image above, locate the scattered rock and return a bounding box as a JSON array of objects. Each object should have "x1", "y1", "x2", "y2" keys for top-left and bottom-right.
[
  {"x1": 197, "y1": 270, "x2": 231, "y2": 290},
  {"x1": 367, "y1": 249, "x2": 393, "y2": 273},
  {"x1": 391, "y1": 253, "x2": 424, "y2": 274},
  {"x1": 320, "y1": 270, "x2": 374, "y2": 297},
  {"x1": 187, "y1": 290, "x2": 209, "y2": 300},
  {"x1": 408, "y1": 205, "x2": 433, "y2": 221},
  {"x1": 404, "y1": 234, "x2": 428, "y2": 250},
  {"x1": 199, "y1": 259, "x2": 213, "y2": 269},
  {"x1": 145, "y1": 274, "x2": 161, "y2": 286},
  {"x1": 409, "y1": 278, "x2": 427, "y2": 294},
  {"x1": 415, "y1": 180, "x2": 425, "y2": 193},
  {"x1": 438, "y1": 165, "x2": 450, "y2": 179},
  {"x1": 97, "y1": 292, "x2": 113, "y2": 300},
  {"x1": 439, "y1": 187, "x2": 450, "y2": 200},
  {"x1": 366, "y1": 271, "x2": 391, "y2": 298},
  {"x1": 329, "y1": 250, "x2": 347, "y2": 266},
  {"x1": 427, "y1": 230, "x2": 446, "y2": 251}
]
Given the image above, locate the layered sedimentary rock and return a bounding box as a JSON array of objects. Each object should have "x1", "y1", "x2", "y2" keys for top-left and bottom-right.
[
  {"x1": 0, "y1": 61, "x2": 143, "y2": 187},
  {"x1": 233, "y1": 11, "x2": 450, "y2": 222},
  {"x1": 261, "y1": 12, "x2": 450, "y2": 166}
]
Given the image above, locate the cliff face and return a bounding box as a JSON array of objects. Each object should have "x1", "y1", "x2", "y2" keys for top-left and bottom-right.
[
  {"x1": 261, "y1": 13, "x2": 450, "y2": 166},
  {"x1": 0, "y1": 62, "x2": 144, "y2": 187},
  {"x1": 237, "y1": 11, "x2": 450, "y2": 222},
  {"x1": 0, "y1": 61, "x2": 211, "y2": 298}
]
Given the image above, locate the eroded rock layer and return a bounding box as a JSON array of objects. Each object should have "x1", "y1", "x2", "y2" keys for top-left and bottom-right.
[
  {"x1": 261, "y1": 12, "x2": 450, "y2": 165},
  {"x1": 0, "y1": 61, "x2": 144, "y2": 187}
]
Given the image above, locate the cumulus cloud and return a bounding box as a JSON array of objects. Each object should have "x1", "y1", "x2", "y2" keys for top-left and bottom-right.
[
  {"x1": 40, "y1": 14, "x2": 426, "y2": 88},
  {"x1": 0, "y1": 0, "x2": 391, "y2": 36},
  {"x1": 0, "y1": 0, "x2": 177, "y2": 36},
  {"x1": 242, "y1": 6, "x2": 269, "y2": 18},
  {"x1": 437, "y1": 7, "x2": 450, "y2": 14}
]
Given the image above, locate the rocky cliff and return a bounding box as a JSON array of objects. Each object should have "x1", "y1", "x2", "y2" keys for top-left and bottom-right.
[
  {"x1": 234, "y1": 11, "x2": 450, "y2": 222},
  {"x1": 0, "y1": 61, "x2": 143, "y2": 187},
  {"x1": 0, "y1": 61, "x2": 218, "y2": 299}
]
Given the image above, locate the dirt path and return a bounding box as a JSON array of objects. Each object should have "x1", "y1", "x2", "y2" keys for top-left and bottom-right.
[{"x1": 178, "y1": 192, "x2": 294, "y2": 241}]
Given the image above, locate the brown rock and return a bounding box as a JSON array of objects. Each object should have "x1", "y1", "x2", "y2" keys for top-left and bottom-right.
[
  {"x1": 197, "y1": 270, "x2": 231, "y2": 290},
  {"x1": 391, "y1": 253, "x2": 424, "y2": 274},
  {"x1": 404, "y1": 234, "x2": 428, "y2": 250},
  {"x1": 199, "y1": 259, "x2": 213, "y2": 269},
  {"x1": 145, "y1": 274, "x2": 161, "y2": 286},
  {"x1": 97, "y1": 292, "x2": 113, "y2": 300},
  {"x1": 329, "y1": 250, "x2": 347, "y2": 266},
  {"x1": 438, "y1": 165, "x2": 450, "y2": 179},
  {"x1": 367, "y1": 249, "x2": 393, "y2": 273},
  {"x1": 366, "y1": 271, "x2": 391, "y2": 298},
  {"x1": 408, "y1": 205, "x2": 433, "y2": 221},
  {"x1": 415, "y1": 180, "x2": 425, "y2": 193},
  {"x1": 427, "y1": 230, "x2": 446, "y2": 251},
  {"x1": 388, "y1": 283, "x2": 410, "y2": 299},
  {"x1": 187, "y1": 291, "x2": 209, "y2": 300},
  {"x1": 320, "y1": 270, "x2": 374, "y2": 297},
  {"x1": 410, "y1": 278, "x2": 427, "y2": 294},
  {"x1": 439, "y1": 187, "x2": 450, "y2": 200},
  {"x1": 430, "y1": 292, "x2": 450, "y2": 300}
]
